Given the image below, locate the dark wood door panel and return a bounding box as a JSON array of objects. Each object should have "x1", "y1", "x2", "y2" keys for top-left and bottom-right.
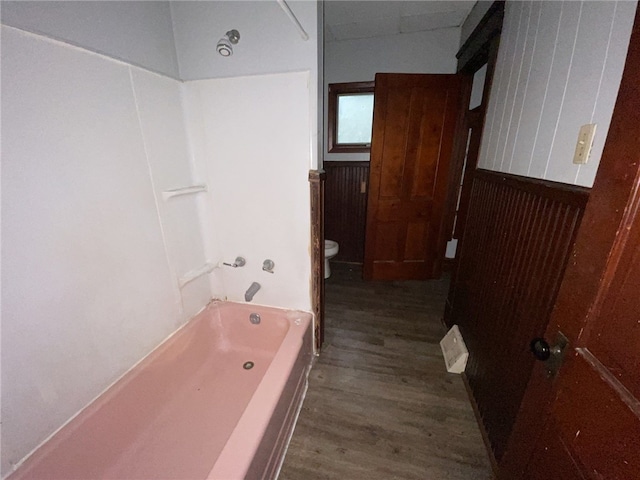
[
  {"x1": 376, "y1": 200, "x2": 432, "y2": 222},
  {"x1": 535, "y1": 351, "x2": 640, "y2": 478},
  {"x1": 526, "y1": 422, "x2": 586, "y2": 480},
  {"x1": 371, "y1": 222, "x2": 403, "y2": 261},
  {"x1": 588, "y1": 234, "x2": 640, "y2": 398},
  {"x1": 365, "y1": 73, "x2": 462, "y2": 280},
  {"x1": 404, "y1": 222, "x2": 429, "y2": 260},
  {"x1": 410, "y1": 92, "x2": 448, "y2": 198}
]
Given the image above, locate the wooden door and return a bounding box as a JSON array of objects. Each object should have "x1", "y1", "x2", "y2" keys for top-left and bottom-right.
[
  {"x1": 363, "y1": 73, "x2": 462, "y2": 280},
  {"x1": 499, "y1": 7, "x2": 640, "y2": 478}
]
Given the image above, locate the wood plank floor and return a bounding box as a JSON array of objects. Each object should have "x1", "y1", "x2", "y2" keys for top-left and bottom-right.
[{"x1": 279, "y1": 263, "x2": 492, "y2": 480}]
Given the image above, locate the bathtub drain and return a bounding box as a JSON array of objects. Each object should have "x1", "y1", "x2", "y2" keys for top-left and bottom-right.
[{"x1": 243, "y1": 361, "x2": 255, "y2": 370}]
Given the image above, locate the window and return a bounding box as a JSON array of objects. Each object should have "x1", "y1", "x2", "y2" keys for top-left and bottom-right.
[{"x1": 328, "y1": 81, "x2": 375, "y2": 153}]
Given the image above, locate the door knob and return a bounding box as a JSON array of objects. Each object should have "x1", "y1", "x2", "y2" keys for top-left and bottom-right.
[
  {"x1": 529, "y1": 332, "x2": 569, "y2": 377},
  {"x1": 530, "y1": 338, "x2": 551, "y2": 361}
]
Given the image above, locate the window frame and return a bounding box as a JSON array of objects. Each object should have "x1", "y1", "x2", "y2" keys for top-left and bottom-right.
[{"x1": 328, "y1": 81, "x2": 375, "y2": 154}]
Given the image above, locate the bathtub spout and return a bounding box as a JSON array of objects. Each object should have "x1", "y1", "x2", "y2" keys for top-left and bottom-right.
[{"x1": 245, "y1": 282, "x2": 261, "y2": 302}]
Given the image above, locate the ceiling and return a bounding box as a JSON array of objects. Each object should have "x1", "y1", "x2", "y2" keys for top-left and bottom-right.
[{"x1": 324, "y1": 1, "x2": 476, "y2": 42}]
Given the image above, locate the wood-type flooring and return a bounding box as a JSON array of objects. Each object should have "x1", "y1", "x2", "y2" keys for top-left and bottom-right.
[{"x1": 279, "y1": 263, "x2": 492, "y2": 480}]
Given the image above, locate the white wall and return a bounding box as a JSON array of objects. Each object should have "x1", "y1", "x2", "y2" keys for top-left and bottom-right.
[
  {"x1": 317, "y1": 1, "x2": 325, "y2": 169},
  {"x1": 172, "y1": 0, "x2": 319, "y2": 311},
  {"x1": 0, "y1": 1, "x2": 180, "y2": 78},
  {"x1": 183, "y1": 72, "x2": 313, "y2": 312},
  {"x1": 0, "y1": 26, "x2": 209, "y2": 477},
  {"x1": 324, "y1": 27, "x2": 461, "y2": 161},
  {"x1": 478, "y1": 0, "x2": 637, "y2": 187},
  {"x1": 171, "y1": 0, "x2": 321, "y2": 169}
]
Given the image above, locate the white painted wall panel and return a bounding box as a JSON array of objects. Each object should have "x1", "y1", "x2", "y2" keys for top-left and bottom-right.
[
  {"x1": 178, "y1": 84, "x2": 228, "y2": 300},
  {"x1": 494, "y1": 1, "x2": 528, "y2": 172},
  {"x1": 481, "y1": 1, "x2": 523, "y2": 172},
  {"x1": 502, "y1": 1, "x2": 539, "y2": 174},
  {"x1": 184, "y1": 73, "x2": 312, "y2": 312},
  {"x1": 545, "y1": 1, "x2": 616, "y2": 183},
  {"x1": 478, "y1": 0, "x2": 637, "y2": 187},
  {"x1": 509, "y1": 1, "x2": 561, "y2": 177},
  {"x1": 576, "y1": 0, "x2": 638, "y2": 186},
  {"x1": 527, "y1": 1, "x2": 581, "y2": 180},
  {"x1": 0, "y1": 27, "x2": 207, "y2": 476},
  {"x1": 1, "y1": 1, "x2": 179, "y2": 78}
]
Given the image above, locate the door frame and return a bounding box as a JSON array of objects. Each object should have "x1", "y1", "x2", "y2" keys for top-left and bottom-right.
[
  {"x1": 440, "y1": 2, "x2": 505, "y2": 469},
  {"x1": 442, "y1": 1, "x2": 504, "y2": 268},
  {"x1": 499, "y1": 5, "x2": 640, "y2": 476},
  {"x1": 309, "y1": 170, "x2": 326, "y2": 351}
]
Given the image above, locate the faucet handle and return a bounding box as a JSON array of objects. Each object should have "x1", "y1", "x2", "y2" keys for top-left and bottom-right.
[
  {"x1": 224, "y1": 256, "x2": 246, "y2": 268},
  {"x1": 262, "y1": 259, "x2": 275, "y2": 273}
]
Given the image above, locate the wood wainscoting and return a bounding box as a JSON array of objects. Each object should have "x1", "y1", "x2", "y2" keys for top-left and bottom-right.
[
  {"x1": 309, "y1": 170, "x2": 326, "y2": 351},
  {"x1": 444, "y1": 169, "x2": 589, "y2": 463},
  {"x1": 324, "y1": 161, "x2": 369, "y2": 263}
]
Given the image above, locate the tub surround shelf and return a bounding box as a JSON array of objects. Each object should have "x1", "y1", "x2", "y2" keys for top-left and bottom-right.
[
  {"x1": 161, "y1": 184, "x2": 207, "y2": 201},
  {"x1": 178, "y1": 262, "x2": 216, "y2": 289}
]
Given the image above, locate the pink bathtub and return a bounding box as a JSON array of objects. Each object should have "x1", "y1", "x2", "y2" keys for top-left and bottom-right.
[{"x1": 8, "y1": 302, "x2": 314, "y2": 480}]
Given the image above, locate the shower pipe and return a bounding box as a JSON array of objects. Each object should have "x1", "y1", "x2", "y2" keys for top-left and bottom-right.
[{"x1": 276, "y1": 0, "x2": 309, "y2": 41}]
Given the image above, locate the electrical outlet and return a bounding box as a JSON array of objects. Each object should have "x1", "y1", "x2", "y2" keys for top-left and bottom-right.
[{"x1": 573, "y1": 123, "x2": 597, "y2": 164}]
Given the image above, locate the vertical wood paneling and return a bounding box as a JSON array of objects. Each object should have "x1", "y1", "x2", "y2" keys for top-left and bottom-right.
[
  {"x1": 324, "y1": 161, "x2": 369, "y2": 263},
  {"x1": 445, "y1": 169, "x2": 589, "y2": 461},
  {"x1": 477, "y1": 0, "x2": 636, "y2": 187}
]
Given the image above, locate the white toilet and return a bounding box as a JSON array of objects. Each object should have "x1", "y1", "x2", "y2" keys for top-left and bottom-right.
[{"x1": 324, "y1": 239, "x2": 339, "y2": 279}]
